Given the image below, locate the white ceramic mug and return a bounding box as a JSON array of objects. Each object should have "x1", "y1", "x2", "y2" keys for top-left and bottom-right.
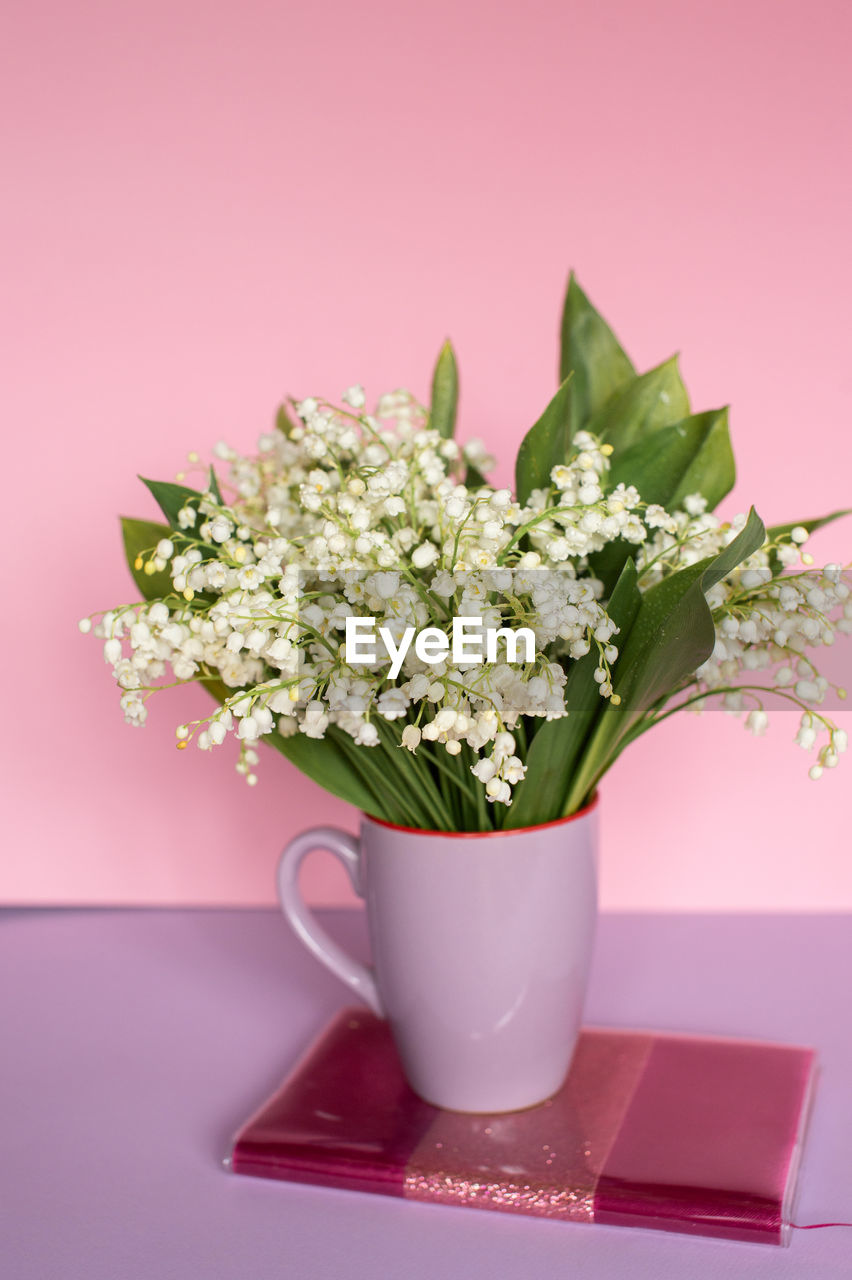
[{"x1": 277, "y1": 800, "x2": 598, "y2": 1113}]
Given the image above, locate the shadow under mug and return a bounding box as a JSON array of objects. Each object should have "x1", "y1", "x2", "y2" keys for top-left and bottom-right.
[{"x1": 277, "y1": 801, "x2": 598, "y2": 1113}]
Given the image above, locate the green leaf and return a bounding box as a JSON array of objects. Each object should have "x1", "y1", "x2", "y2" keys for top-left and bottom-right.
[
  {"x1": 464, "y1": 464, "x2": 489, "y2": 489},
  {"x1": 121, "y1": 517, "x2": 174, "y2": 600},
  {"x1": 626, "y1": 507, "x2": 765, "y2": 706},
  {"x1": 139, "y1": 476, "x2": 204, "y2": 529},
  {"x1": 562, "y1": 508, "x2": 766, "y2": 810},
  {"x1": 200, "y1": 678, "x2": 385, "y2": 817},
  {"x1": 207, "y1": 465, "x2": 224, "y2": 504},
  {"x1": 267, "y1": 728, "x2": 387, "y2": 817},
  {"x1": 504, "y1": 559, "x2": 642, "y2": 827},
  {"x1": 606, "y1": 408, "x2": 735, "y2": 511},
  {"x1": 766, "y1": 509, "x2": 852, "y2": 572},
  {"x1": 768, "y1": 509, "x2": 852, "y2": 543},
  {"x1": 276, "y1": 402, "x2": 298, "y2": 435},
  {"x1": 515, "y1": 376, "x2": 573, "y2": 505},
  {"x1": 587, "y1": 356, "x2": 690, "y2": 453},
  {"x1": 559, "y1": 273, "x2": 636, "y2": 428},
  {"x1": 588, "y1": 406, "x2": 735, "y2": 593},
  {"x1": 430, "y1": 340, "x2": 459, "y2": 439},
  {"x1": 584, "y1": 540, "x2": 635, "y2": 598}
]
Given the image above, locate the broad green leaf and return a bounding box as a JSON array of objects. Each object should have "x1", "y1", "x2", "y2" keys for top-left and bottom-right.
[
  {"x1": 587, "y1": 356, "x2": 690, "y2": 453},
  {"x1": 200, "y1": 677, "x2": 385, "y2": 817},
  {"x1": 203, "y1": 677, "x2": 454, "y2": 827},
  {"x1": 504, "y1": 559, "x2": 642, "y2": 828},
  {"x1": 585, "y1": 539, "x2": 634, "y2": 598},
  {"x1": 588, "y1": 407, "x2": 735, "y2": 593},
  {"x1": 559, "y1": 273, "x2": 636, "y2": 428},
  {"x1": 515, "y1": 376, "x2": 573, "y2": 505},
  {"x1": 621, "y1": 507, "x2": 765, "y2": 711},
  {"x1": 269, "y1": 727, "x2": 393, "y2": 819},
  {"x1": 563, "y1": 508, "x2": 766, "y2": 810},
  {"x1": 606, "y1": 408, "x2": 735, "y2": 511},
  {"x1": 121, "y1": 517, "x2": 174, "y2": 600},
  {"x1": 140, "y1": 476, "x2": 204, "y2": 529},
  {"x1": 430, "y1": 340, "x2": 459, "y2": 439}
]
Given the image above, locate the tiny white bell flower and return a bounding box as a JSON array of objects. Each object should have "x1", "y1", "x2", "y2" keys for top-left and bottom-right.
[
  {"x1": 433, "y1": 707, "x2": 458, "y2": 733},
  {"x1": 341, "y1": 385, "x2": 366, "y2": 409},
  {"x1": 472, "y1": 758, "x2": 497, "y2": 783},
  {"x1": 745, "y1": 709, "x2": 768, "y2": 736},
  {"x1": 412, "y1": 541, "x2": 439, "y2": 569}
]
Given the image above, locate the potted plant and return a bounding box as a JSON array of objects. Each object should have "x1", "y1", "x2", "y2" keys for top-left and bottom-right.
[{"x1": 82, "y1": 276, "x2": 849, "y2": 1112}]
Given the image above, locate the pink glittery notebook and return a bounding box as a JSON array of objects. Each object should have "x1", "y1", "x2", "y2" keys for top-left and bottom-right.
[{"x1": 228, "y1": 1009, "x2": 816, "y2": 1246}]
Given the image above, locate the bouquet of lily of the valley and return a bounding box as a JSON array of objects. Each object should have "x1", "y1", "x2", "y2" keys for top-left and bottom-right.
[{"x1": 82, "y1": 277, "x2": 850, "y2": 831}]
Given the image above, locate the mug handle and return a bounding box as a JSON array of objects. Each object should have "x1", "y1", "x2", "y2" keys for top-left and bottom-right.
[{"x1": 276, "y1": 826, "x2": 384, "y2": 1017}]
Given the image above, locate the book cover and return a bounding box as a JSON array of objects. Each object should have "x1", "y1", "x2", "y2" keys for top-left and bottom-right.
[{"x1": 229, "y1": 1009, "x2": 816, "y2": 1246}]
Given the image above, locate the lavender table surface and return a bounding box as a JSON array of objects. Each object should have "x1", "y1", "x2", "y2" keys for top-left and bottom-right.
[{"x1": 2, "y1": 909, "x2": 851, "y2": 1279}]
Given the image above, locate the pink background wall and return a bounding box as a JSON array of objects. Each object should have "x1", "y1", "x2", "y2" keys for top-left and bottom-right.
[{"x1": 3, "y1": 0, "x2": 851, "y2": 909}]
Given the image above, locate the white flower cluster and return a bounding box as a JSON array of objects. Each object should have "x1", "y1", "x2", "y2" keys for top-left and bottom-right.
[
  {"x1": 82, "y1": 390, "x2": 684, "y2": 799},
  {"x1": 636, "y1": 503, "x2": 850, "y2": 776},
  {"x1": 82, "y1": 387, "x2": 849, "y2": 799}
]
